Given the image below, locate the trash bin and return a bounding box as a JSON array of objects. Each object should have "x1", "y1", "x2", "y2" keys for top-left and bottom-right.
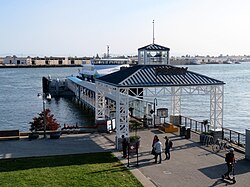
[
  {"x1": 180, "y1": 126, "x2": 186, "y2": 136},
  {"x1": 185, "y1": 128, "x2": 191, "y2": 139}
]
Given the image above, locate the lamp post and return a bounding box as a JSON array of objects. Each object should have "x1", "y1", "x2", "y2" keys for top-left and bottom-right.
[
  {"x1": 43, "y1": 99, "x2": 47, "y2": 138},
  {"x1": 38, "y1": 93, "x2": 47, "y2": 138},
  {"x1": 153, "y1": 98, "x2": 157, "y2": 128}
]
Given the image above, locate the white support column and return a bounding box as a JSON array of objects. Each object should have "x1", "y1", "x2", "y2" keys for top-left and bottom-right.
[
  {"x1": 116, "y1": 88, "x2": 129, "y2": 139},
  {"x1": 105, "y1": 99, "x2": 110, "y2": 118},
  {"x1": 210, "y1": 85, "x2": 224, "y2": 131},
  {"x1": 95, "y1": 84, "x2": 106, "y2": 121},
  {"x1": 171, "y1": 87, "x2": 182, "y2": 116},
  {"x1": 144, "y1": 50, "x2": 147, "y2": 65}
]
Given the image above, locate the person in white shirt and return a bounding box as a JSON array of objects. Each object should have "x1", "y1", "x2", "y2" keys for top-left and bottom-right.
[{"x1": 153, "y1": 137, "x2": 162, "y2": 164}]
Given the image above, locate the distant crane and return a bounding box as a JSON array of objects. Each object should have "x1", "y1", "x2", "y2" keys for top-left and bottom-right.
[{"x1": 107, "y1": 45, "x2": 110, "y2": 58}]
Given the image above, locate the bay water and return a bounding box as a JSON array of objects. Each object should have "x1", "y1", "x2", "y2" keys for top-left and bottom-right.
[{"x1": 0, "y1": 63, "x2": 249, "y2": 133}]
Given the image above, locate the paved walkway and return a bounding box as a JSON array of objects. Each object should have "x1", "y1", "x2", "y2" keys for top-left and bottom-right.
[
  {"x1": 111, "y1": 130, "x2": 249, "y2": 187},
  {"x1": 0, "y1": 130, "x2": 249, "y2": 187}
]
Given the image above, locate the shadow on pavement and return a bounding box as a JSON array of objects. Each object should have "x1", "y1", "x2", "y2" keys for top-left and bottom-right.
[
  {"x1": 208, "y1": 178, "x2": 233, "y2": 187},
  {"x1": 199, "y1": 163, "x2": 225, "y2": 179},
  {"x1": 199, "y1": 158, "x2": 250, "y2": 180},
  {"x1": 150, "y1": 129, "x2": 165, "y2": 134}
]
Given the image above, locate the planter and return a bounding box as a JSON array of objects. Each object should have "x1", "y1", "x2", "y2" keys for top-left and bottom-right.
[
  {"x1": 28, "y1": 133, "x2": 39, "y2": 140},
  {"x1": 50, "y1": 132, "x2": 61, "y2": 139}
]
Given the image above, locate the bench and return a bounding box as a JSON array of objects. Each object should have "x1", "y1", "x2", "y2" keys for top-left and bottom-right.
[{"x1": 0, "y1": 130, "x2": 20, "y2": 141}]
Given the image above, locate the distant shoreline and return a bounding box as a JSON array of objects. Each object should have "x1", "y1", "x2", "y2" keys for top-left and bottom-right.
[
  {"x1": 0, "y1": 64, "x2": 81, "y2": 68},
  {"x1": 0, "y1": 63, "x2": 131, "y2": 68}
]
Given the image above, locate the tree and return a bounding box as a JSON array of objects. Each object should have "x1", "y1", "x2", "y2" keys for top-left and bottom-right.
[
  {"x1": 129, "y1": 119, "x2": 142, "y2": 137},
  {"x1": 29, "y1": 109, "x2": 60, "y2": 132}
]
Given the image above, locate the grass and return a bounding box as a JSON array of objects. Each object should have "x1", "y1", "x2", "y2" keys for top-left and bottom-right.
[{"x1": 0, "y1": 152, "x2": 143, "y2": 187}]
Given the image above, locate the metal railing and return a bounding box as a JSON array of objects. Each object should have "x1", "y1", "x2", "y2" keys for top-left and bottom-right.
[
  {"x1": 180, "y1": 116, "x2": 211, "y2": 134},
  {"x1": 180, "y1": 115, "x2": 246, "y2": 150},
  {"x1": 222, "y1": 127, "x2": 245, "y2": 148}
]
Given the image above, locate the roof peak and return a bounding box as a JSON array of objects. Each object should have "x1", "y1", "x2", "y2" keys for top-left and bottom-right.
[{"x1": 138, "y1": 43, "x2": 170, "y2": 51}]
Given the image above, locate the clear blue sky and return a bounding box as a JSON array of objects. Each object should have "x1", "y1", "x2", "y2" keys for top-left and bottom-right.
[{"x1": 1, "y1": 0, "x2": 250, "y2": 57}]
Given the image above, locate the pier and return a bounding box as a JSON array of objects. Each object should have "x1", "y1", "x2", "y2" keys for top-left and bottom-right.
[
  {"x1": 44, "y1": 42, "x2": 229, "y2": 151},
  {"x1": 42, "y1": 42, "x2": 248, "y2": 155}
]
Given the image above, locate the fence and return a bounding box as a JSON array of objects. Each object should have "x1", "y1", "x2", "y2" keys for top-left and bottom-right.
[
  {"x1": 180, "y1": 115, "x2": 246, "y2": 149},
  {"x1": 222, "y1": 127, "x2": 245, "y2": 148},
  {"x1": 180, "y1": 116, "x2": 211, "y2": 134}
]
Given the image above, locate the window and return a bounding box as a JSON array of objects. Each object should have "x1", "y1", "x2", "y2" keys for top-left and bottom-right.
[
  {"x1": 32, "y1": 60, "x2": 36, "y2": 65},
  {"x1": 71, "y1": 60, "x2": 75, "y2": 64},
  {"x1": 59, "y1": 59, "x2": 63, "y2": 64},
  {"x1": 45, "y1": 60, "x2": 49, "y2": 65},
  {"x1": 17, "y1": 60, "x2": 20, "y2": 64}
]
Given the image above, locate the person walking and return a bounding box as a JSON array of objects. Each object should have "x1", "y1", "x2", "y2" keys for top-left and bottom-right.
[
  {"x1": 222, "y1": 148, "x2": 235, "y2": 179},
  {"x1": 151, "y1": 135, "x2": 158, "y2": 158},
  {"x1": 164, "y1": 136, "x2": 173, "y2": 160},
  {"x1": 153, "y1": 136, "x2": 162, "y2": 164}
]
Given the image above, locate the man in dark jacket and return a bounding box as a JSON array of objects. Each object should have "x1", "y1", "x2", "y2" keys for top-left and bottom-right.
[
  {"x1": 164, "y1": 136, "x2": 173, "y2": 160},
  {"x1": 222, "y1": 148, "x2": 235, "y2": 179}
]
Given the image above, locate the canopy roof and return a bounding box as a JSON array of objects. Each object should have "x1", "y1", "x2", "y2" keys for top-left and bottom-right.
[
  {"x1": 97, "y1": 65, "x2": 225, "y2": 87},
  {"x1": 138, "y1": 43, "x2": 170, "y2": 51}
]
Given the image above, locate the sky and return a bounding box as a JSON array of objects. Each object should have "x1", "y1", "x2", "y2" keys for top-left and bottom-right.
[{"x1": 1, "y1": 0, "x2": 250, "y2": 57}]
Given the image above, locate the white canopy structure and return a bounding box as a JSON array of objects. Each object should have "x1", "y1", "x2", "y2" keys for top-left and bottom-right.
[
  {"x1": 67, "y1": 43, "x2": 225, "y2": 148},
  {"x1": 96, "y1": 45, "x2": 225, "y2": 142}
]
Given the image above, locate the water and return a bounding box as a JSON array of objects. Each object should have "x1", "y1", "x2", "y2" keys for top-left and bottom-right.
[
  {"x1": 182, "y1": 62, "x2": 250, "y2": 133},
  {"x1": 0, "y1": 64, "x2": 249, "y2": 133}
]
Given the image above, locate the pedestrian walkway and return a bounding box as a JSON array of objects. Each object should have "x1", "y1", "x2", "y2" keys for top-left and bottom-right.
[
  {"x1": 103, "y1": 130, "x2": 249, "y2": 187},
  {"x1": 0, "y1": 130, "x2": 249, "y2": 187}
]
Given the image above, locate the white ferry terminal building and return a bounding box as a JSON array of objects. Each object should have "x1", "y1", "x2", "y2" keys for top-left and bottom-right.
[{"x1": 66, "y1": 42, "x2": 225, "y2": 148}]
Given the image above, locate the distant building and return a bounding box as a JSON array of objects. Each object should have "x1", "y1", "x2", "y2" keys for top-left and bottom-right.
[
  {"x1": 0, "y1": 57, "x2": 3, "y2": 64},
  {"x1": 2, "y1": 56, "x2": 89, "y2": 66},
  {"x1": 3, "y1": 56, "x2": 31, "y2": 65}
]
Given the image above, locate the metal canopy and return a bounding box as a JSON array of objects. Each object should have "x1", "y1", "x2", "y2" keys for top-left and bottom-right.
[
  {"x1": 95, "y1": 65, "x2": 225, "y2": 145},
  {"x1": 138, "y1": 43, "x2": 170, "y2": 51},
  {"x1": 97, "y1": 65, "x2": 224, "y2": 87}
]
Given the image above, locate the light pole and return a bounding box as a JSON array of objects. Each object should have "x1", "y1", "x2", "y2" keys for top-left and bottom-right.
[
  {"x1": 38, "y1": 93, "x2": 47, "y2": 138},
  {"x1": 153, "y1": 98, "x2": 157, "y2": 128},
  {"x1": 43, "y1": 98, "x2": 47, "y2": 138}
]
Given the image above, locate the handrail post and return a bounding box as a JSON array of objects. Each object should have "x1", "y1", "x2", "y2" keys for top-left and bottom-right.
[
  {"x1": 222, "y1": 128, "x2": 224, "y2": 140},
  {"x1": 238, "y1": 134, "x2": 240, "y2": 146},
  {"x1": 229, "y1": 130, "x2": 232, "y2": 142}
]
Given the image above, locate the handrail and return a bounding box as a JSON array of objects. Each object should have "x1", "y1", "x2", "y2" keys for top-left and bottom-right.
[
  {"x1": 222, "y1": 127, "x2": 245, "y2": 147},
  {"x1": 180, "y1": 115, "x2": 246, "y2": 149},
  {"x1": 180, "y1": 116, "x2": 211, "y2": 133}
]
